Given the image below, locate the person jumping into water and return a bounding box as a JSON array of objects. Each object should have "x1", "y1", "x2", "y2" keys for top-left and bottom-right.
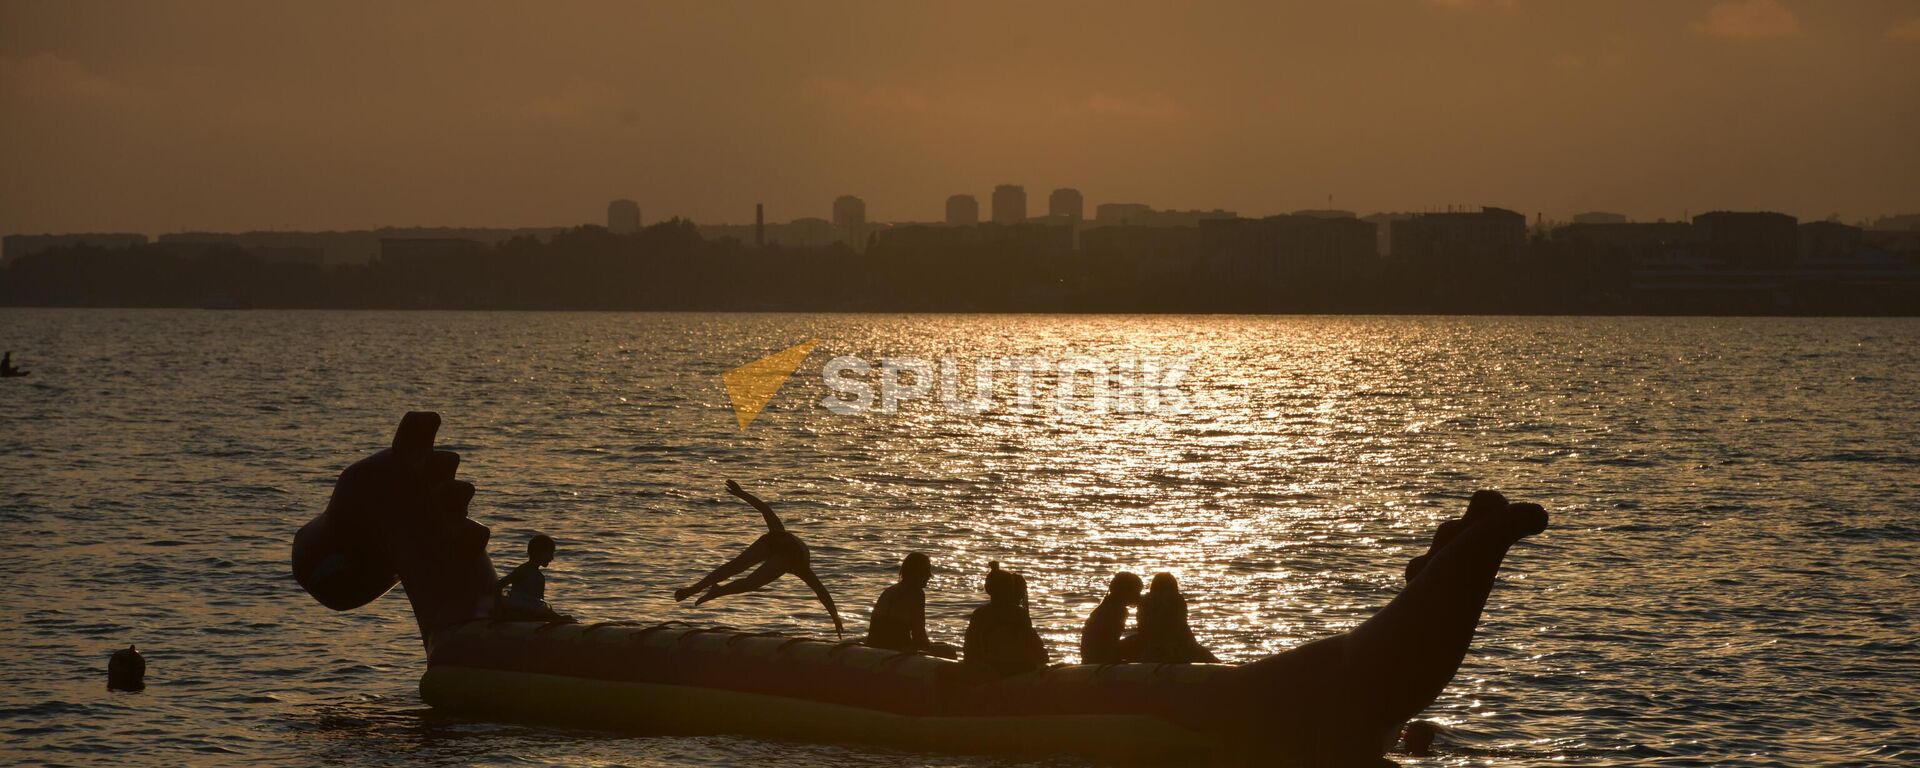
[
  {"x1": 495, "y1": 534, "x2": 572, "y2": 622},
  {"x1": 863, "y1": 552, "x2": 960, "y2": 658},
  {"x1": 674, "y1": 480, "x2": 846, "y2": 638}
]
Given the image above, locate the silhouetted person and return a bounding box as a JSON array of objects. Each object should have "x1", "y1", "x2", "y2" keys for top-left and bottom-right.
[
  {"x1": 1406, "y1": 490, "x2": 1509, "y2": 582},
  {"x1": 864, "y1": 552, "x2": 960, "y2": 658},
  {"x1": 1080, "y1": 571, "x2": 1143, "y2": 664},
  {"x1": 495, "y1": 534, "x2": 572, "y2": 622},
  {"x1": 108, "y1": 644, "x2": 145, "y2": 691},
  {"x1": 1120, "y1": 572, "x2": 1219, "y2": 663},
  {"x1": 962, "y1": 562, "x2": 1048, "y2": 676},
  {"x1": 0, "y1": 352, "x2": 28, "y2": 377},
  {"x1": 675, "y1": 480, "x2": 845, "y2": 638}
]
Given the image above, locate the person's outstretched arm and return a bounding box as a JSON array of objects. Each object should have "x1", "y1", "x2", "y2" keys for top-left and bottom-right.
[
  {"x1": 797, "y1": 567, "x2": 845, "y2": 638},
  {"x1": 726, "y1": 479, "x2": 784, "y2": 533}
]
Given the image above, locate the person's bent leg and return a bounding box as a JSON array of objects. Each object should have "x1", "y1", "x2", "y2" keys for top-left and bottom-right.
[
  {"x1": 675, "y1": 536, "x2": 772, "y2": 601},
  {"x1": 694, "y1": 559, "x2": 788, "y2": 605},
  {"x1": 500, "y1": 596, "x2": 568, "y2": 623}
]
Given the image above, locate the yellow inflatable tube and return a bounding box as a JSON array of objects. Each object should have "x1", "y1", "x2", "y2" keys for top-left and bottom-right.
[{"x1": 419, "y1": 620, "x2": 1226, "y2": 762}]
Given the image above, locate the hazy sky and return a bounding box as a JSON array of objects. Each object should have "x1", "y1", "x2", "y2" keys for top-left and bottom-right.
[{"x1": 3, "y1": 0, "x2": 1917, "y2": 236}]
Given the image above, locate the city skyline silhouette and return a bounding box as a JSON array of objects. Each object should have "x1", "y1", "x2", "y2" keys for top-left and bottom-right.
[{"x1": 4, "y1": 1, "x2": 1918, "y2": 237}]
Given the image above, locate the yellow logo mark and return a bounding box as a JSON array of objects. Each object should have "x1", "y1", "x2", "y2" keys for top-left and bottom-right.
[{"x1": 721, "y1": 339, "x2": 819, "y2": 431}]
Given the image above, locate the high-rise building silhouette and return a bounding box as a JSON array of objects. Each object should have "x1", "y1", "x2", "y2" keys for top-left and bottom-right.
[
  {"x1": 991, "y1": 184, "x2": 1027, "y2": 225},
  {"x1": 832, "y1": 195, "x2": 867, "y2": 248},
  {"x1": 607, "y1": 199, "x2": 641, "y2": 234},
  {"x1": 755, "y1": 203, "x2": 765, "y2": 248},
  {"x1": 946, "y1": 194, "x2": 979, "y2": 226},
  {"x1": 1049, "y1": 188, "x2": 1084, "y2": 224}
]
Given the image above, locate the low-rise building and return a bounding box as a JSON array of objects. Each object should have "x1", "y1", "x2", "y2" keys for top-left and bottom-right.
[
  {"x1": 1798, "y1": 220, "x2": 1864, "y2": 263},
  {"x1": 1571, "y1": 212, "x2": 1628, "y2": 225},
  {"x1": 2, "y1": 233, "x2": 148, "y2": 264},
  {"x1": 1552, "y1": 221, "x2": 1696, "y2": 270},
  {"x1": 1200, "y1": 214, "x2": 1375, "y2": 282},
  {"x1": 1389, "y1": 207, "x2": 1527, "y2": 272},
  {"x1": 1692, "y1": 211, "x2": 1798, "y2": 268}
]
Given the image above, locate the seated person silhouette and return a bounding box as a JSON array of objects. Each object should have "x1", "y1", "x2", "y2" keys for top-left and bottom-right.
[
  {"x1": 494, "y1": 534, "x2": 572, "y2": 622},
  {"x1": 1080, "y1": 571, "x2": 1143, "y2": 664},
  {"x1": 962, "y1": 562, "x2": 1048, "y2": 676},
  {"x1": 864, "y1": 552, "x2": 960, "y2": 658},
  {"x1": 674, "y1": 479, "x2": 845, "y2": 638},
  {"x1": 1118, "y1": 572, "x2": 1219, "y2": 663},
  {"x1": 1, "y1": 352, "x2": 28, "y2": 377}
]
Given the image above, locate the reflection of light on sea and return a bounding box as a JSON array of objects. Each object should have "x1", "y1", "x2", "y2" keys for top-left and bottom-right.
[{"x1": 1, "y1": 311, "x2": 1915, "y2": 766}]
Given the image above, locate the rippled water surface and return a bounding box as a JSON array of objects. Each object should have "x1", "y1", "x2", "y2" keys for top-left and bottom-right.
[{"x1": 2, "y1": 310, "x2": 1916, "y2": 767}]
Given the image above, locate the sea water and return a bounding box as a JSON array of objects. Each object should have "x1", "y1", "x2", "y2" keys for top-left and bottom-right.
[{"x1": 1, "y1": 310, "x2": 1915, "y2": 766}]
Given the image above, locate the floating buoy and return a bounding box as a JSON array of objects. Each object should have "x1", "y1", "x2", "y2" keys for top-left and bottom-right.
[{"x1": 108, "y1": 644, "x2": 146, "y2": 691}]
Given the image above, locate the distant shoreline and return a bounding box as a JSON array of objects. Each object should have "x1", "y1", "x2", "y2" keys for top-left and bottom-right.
[
  {"x1": 2, "y1": 304, "x2": 1914, "y2": 319},
  {"x1": 7, "y1": 220, "x2": 1916, "y2": 316}
]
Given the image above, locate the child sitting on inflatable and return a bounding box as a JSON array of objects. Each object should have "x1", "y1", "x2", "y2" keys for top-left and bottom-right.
[
  {"x1": 494, "y1": 534, "x2": 572, "y2": 622},
  {"x1": 962, "y1": 562, "x2": 1048, "y2": 676},
  {"x1": 1079, "y1": 571, "x2": 1143, "y2": 664},
  {"x1": 863, "y1": 552, "x2": 960, "y2": 658},
  {"x1": 1118, "y1": 572, "x2": 1218, "y2": 663}
]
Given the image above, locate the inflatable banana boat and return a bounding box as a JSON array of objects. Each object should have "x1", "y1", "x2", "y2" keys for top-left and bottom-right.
[{"x1": 295, "y1": 413, "x2": 1549, "y2": 765}]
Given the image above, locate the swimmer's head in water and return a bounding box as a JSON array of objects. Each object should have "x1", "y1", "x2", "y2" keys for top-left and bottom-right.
[
  {"x1": 528, "y1": 534, "x2": 555, "y2": 566},
  {"x1": 1109, "y1": 571, "x2": 1144, "y2": 602},
  {"x1": 900, "y1": 552, "x2": 931, "y2": 584}
]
